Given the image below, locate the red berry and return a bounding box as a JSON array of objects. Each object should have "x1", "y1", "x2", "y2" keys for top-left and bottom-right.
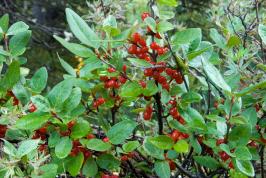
[
  {"x1": 100, "y1": 76, "x2": 109, "y2": 81},
  {"x1": 219, "y1": 151, "x2": 230, "y2": 162},
  {"x1": 29, "y1": 103, "x2": 37, "y2": 112},
  {"x1": 93, "y1": 101, "x2": 99, "y2": 108},
  {"x1": 103, "y1": 137, "x2": 109, "y2": 142},
  {"x1": 157, "y1": 47, "x2": 165, "y2": 55},
  {"x1": 38, "y1": 144, "x2": 47, "y2": 152},
  {"x1": 108, "y1": 67, "x2": 116, "y2": 73},
  {"x1": 169, "y1": 107, "x2": 178, "y2": 116},
  {"x1": 150, "y1": 42, "x2": 159, "y2": 50},
  {"x1": 119, "y1": 76, "x2": 127, "y2": 84},
  {"x1": 139, "y1": 80, "x2": 147, "y2": 88},
  {"x1": 141, "y1": 46, "x2": 149, "y2": 53},
  {"x1": 122, "y1": 65, "x2": 127, "y2": 73},
  {"x1": 139, "y1": 39, "x2": 146, "y2": 46},
  {"x1": 214, "y1": 101, "x2": 219, "y2": 109},
  {"x1": 114, "y1": 81, "x2": 120, "y2": 89},
  {"x1": 121, "y1": 155, "x2": 129, "y2": 161},
  {"x1": 132, "y1": 32, "x2": 141, "y2": 43},
  {"x1": 143, "y1": 111, "x2": 152, "y2": 120},
  {"x1": 165, "y1": 68, "x2": 174, "y2": 76},
  {"x1": 169, "y1": 160, "x2": 176, "y2": 170},
  {"x1": 141, "y1": 12, "x2": 150, "y2": 21},
  {"x1": 83, "y1": 150, "x2": 92, "y2": 158},
  {"x1": 178, "y1": 117, "x2": 185, "y2": 124},
  {"x1": 162, "y1": 83, "x2": 170, "y2": 91},
  {"x1": 13, "y1": 97, "x2": 19, "y2": 106},
  {"x1": 144, "y1": 56, "x2": 151, "y2": 61},
  {"x1": 158, "y1": 76, "x2": 167, "y2": 84},
  {"x1": 216, "y1": 138, "x2": 225, "y2": 146},
  {"x1": 38, "y1": 127, "x2": 47, "y2": 134},
  {"x1": 128, "y1": 45, "x2": 138, "y2": 54},
  {"x1": 168, "y1": 100, "x2": 177, "y2": 106},
  {"x1": 67, "y1": 120, "x2": 76, "y2": 129},
  {"x1": 97, "y1": 97, "x2": 105, "y2": 105},
  {"x1": 86, "y1": 133, "x2": 96, "y2": 139},
  {"x1": 144, "y1": 68, "x2": 153, "y2": 76},
  {"x1": 73, "y1": 140, "x2": 81, "y2": 147},
  {"x1": 110, "y1": 175, "x2": 119, "y2": 178},
  {"x1": 171, "y1": 130, "x2": 180, "y2": 141},
  {"x1": 107, "y1": 80, "x2": 115, "y2": 88},
  {"x1": 146, "y1": 105, "x2": 153, "y2": 114},
  {"x1": 229, "y1": 161, "x2": 234, "y2": 169}
]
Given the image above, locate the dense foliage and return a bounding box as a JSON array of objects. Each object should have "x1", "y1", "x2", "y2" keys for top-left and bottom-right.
[{"x1": 0, "y1": 0, "x2": 266, "y2": 178}]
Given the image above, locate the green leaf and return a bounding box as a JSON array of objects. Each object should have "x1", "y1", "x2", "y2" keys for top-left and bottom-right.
[
  {"x1": 103, "y1": 15, "x2": 120, "y2": 36},
  {"x1": 194, "y1": 156, "x2": 220, "y2": 170},
  {"x1": 0, "y1": 14, "x2": 9, "y2": 32},
  {"x1": 122, "y1": 141, "x2": 140, "y2": 153},
  {"x1": 210, "y1": 28, "x2": 226, "y2": 49},
  {"x1": 259, "y1": 24, "x2": 266, "y2": 45},
  {"x1": 82, "y1": 157, "x2": 98, "y2": 177},
  {"x1": 7, "y1": 21, "x2": 29, "y2": 36},
  {"x1": 0, "y1": 60, "x2": 20, "y2": 92},
  {"x1": 86, "y1": 138, "x2": 111, "y2": 152},
  {"x1": 236, "y1": 81, "x2": 266, "y2": 97},
  {"x1": 47, "y1": 80, "x2": 73, "y2": 109},
  {"x1": 190, "y1": 136, "x2": 202, "y2": 154},
  {"x1": 66, "y1": 152, "x2": 84, "y2": 176},
  {"x1": 143, "y1": 80, "x2": 159, "y2": 96},
  {"x1": 2, "y1": 140, "x2": 17, "y2": 157},
  {"x1": 128, "y1": 58, "x2": 152, "y2": 67},
  {"x1": 157, "y1": 21, "x2": 174, "y2": 33},
  {"x1": 107, "y1": 120, "x2": 138, "y2": 145},
  {"x1": 96, "y1": 154, "x2": 120, "y2": 170},
  {"x1": 13, "y1": 82, "x2": 30, "y2": 105},
  {"x1": 154, "y1": 161, "x2": 171, "y2": 178},
  {"x1": 120, "y1": 81, "x2": 143, "y2": 98},
  {"x1": 62, "y1": 87, "x2": 82, "y2": 112},
  {"x1": 228, "y1": 125, "x2": 251, "y2": 146},
  {"x1": 70, "y1": 119, "x2": 91, "y2": 139},
  {"x1": 65, "y1": 8, "x2": 100, "y2": 48},
  {"x1": 9, "y1": 31, "x2": 31, "y2": 56},
  {"x1": 48, "y1": 131, "x2": 60, "y2": 148},
  {"x1": 38, "y1": 164, "x2": 58, "y2": 178},
  {"x1": 143, "y1": 138, "x2": 165, "y2": 160},
  {"x1": 202, "y1": 58, "x2": 231, "y2": 92},
  {"x1": 242, "y1": 107, "x2": 257, "y2": 128},
  {"x1": 181, "y1": 91, "x2": 202, "y2": 104},
  {"x1": 31, "y1": 95, "x2": 50, "y2": 112},
  {"x1": 235, "y1": 160, "x2": 254, "y2": 177},
  {"x1": 148, "y1": 135, "x2": 174, "y2": 150},
  {"x1": 157, "y1": 0, "x2": 178, "y2": 7},
  {"x1": 172, "y1": 28, "x2": 202, "y2": 47},
  {"x1": 173, "y1": 140, "x2": 189, "y2": 153},
  {"x1": 55, "y1": 137, "x2": 72, "y2": 159},
  {"x1": 17, "y1": 139, "x2": 40, "y2": 157},
  {"x1": 227, "y1": 35, "x2": 241, "y2": 48},
  {"x1": 54, "y1": 35, "x2": 93, "y2": 58},
  {"x1": 235, "y1": 147, "x2": 252, "y2": 160},
  {"x1": 144, "y1": 17, "x2": 157, "y2": 33},
  {"x1": 186, "y1": 107, "x2": 207, "y2": 132},
  {"x1": 15, "y1": 112, "x2": 50, "y2": 131},
  {"x1": 29, "y1": 67, "x2": 48, "y2": 93},
  {"x1": 58, "y1": 56, "x2": 76, "y2": 77}
]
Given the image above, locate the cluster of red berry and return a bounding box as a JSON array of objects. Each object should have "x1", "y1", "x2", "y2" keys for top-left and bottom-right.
[
  {"x1": 100, "y1": 66, "x2": 127, "y2": 89},
  {"x1": 120, "y1": 152, "x2": 135, "y2": 162},
  {"x1": 32, "y1": 126, "x2": 48, "y2": 152},
  {"x1": 69, "y1": 140, "x2": 92, "y2": 159},
  {"x1": 168, "y1": 99, "x2": 185, "y2": 124},
  {"x1": 0, "y1": 124, "x2": 7, "y2": 138},
  {"x1": 143, "y1": 105, "x2": 153, "y2": 120},
  {"x1": 93, "y1": 97, "x2": 105, "y2": 108},
  {"x1": 169, "y1": 130, "x2": 189, "y2": 142}
]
